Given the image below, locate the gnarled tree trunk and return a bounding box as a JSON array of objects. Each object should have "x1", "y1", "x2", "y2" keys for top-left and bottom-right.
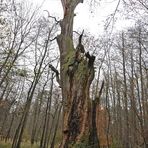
[{"x1": 57, "y1": 0, "x2": 100, "y2": 147}]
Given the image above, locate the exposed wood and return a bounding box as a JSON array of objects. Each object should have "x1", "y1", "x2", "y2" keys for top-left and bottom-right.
[{"x1": 57, "y1": 0, "x2": 99, "y2": 147}]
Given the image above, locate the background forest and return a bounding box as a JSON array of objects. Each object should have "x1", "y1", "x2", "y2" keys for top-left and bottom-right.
[{"x1": 0, "y1": 0, "x2": 148, "y2": 148}]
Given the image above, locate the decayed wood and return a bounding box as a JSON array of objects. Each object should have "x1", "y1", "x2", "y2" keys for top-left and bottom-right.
[{"x1": 57, "y1": 0, "x2": 99, "y2": 147}]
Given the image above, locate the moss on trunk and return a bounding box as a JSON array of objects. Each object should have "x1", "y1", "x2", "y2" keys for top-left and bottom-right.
[{"x1": 57, "y1": 1, "x2": 100, "y2": 147}]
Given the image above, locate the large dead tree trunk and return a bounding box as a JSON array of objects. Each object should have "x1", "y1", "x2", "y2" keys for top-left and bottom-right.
[{"x1": 57, "y1": 0, "x2": 99, "y2": 147}]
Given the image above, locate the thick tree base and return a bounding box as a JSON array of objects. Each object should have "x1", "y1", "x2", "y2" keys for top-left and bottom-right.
[{"x1": 64, "y1": 136, "x2": 99, "y2": 148}]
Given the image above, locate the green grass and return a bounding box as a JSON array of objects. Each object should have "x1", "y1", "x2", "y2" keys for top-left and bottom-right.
[
  {"x1": 0, "y1": 141, "x2": 11, "y2": 148},
  {"x1": 0, "y1": 140, "x2": 39, "y2": 148}
]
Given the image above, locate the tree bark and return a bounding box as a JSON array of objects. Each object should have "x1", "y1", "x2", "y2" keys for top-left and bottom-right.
[{"x1": 57, "y1": 0, "x2": 99, "y2": 147}]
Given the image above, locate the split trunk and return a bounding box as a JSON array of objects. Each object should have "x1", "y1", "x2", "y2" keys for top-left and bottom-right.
[{"x1": 57, "y1": 0, "x2": 100, "y2": 147}]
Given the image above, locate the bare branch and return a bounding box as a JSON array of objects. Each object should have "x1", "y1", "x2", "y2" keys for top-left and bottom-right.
[
  {"x1": 50, "y1": 37, "x2": 57, "y2": 42},
  {"x1": 105, "y1": 0, "x2": 121, "y2": 30},
  {"x1": 49, "y1": 64, "x2": 60, "y2": 86},
  {"x1": 44, "y1": 10, "x2": 60, "y2": 24}
]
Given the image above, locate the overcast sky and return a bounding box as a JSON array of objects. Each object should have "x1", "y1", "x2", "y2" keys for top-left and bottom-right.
[{"x1": 28, "y1": 0, "x2": 133, "y2": 35}]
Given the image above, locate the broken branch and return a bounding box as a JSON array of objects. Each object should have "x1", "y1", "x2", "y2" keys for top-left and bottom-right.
[{"x1": 49, "y1": 64, "x2": 60, "y2": 86}]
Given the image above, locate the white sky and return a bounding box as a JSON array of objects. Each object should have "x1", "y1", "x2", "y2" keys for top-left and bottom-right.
[{"x1": 28, "y1": 0, "x2": 133, "y2": 35}]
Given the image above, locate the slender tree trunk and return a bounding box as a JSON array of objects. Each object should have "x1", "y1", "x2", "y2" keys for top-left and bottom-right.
[
  {"x1": 129, "y1": 46, "x2": 138, "y2": 147},
  {"x1": 50, "y1": 104, "x2": 62, "y2": 148},
  {"x1": 121, "y1": 32, "x2": 129, "y2": 148},
  {"x1": 104, "y1": 75, "x2": 111, "y2": 148},
  {"x1": 0, "y1": 81, "x2": 9, "y2": 102},
  {"x1": 5, "y1": 113, "x2": 15, "y2": 142},
  {"x1": 47, "y1": 101, "x2": 58, "y2": 146},
  {"x1": 138, "y1": 29, "x2": 146, "y2": 127},
  {"x1": 40, "y1": 74, "x2": 54, "y2": 148},
  {"x1": 116, "y1": 79, "x2": 123, "y2": 146},
  {"x1": 31, "y1": 97, "x2": 39, "y2": 145}
]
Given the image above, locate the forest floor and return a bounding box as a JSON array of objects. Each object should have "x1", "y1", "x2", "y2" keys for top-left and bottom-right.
[
  {"x1": 0, "y1": 140, "x2": 60, "y2": 148},
  {"x1": 0, "y1": 140, "x2": 39, "y2": 148}
]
